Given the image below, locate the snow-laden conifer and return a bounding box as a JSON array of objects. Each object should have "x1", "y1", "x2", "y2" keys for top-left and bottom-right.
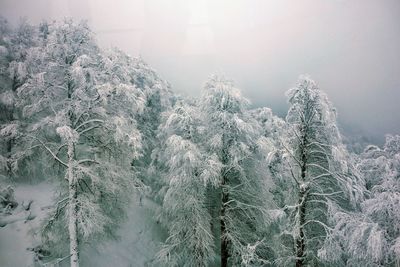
[
  {"x1": 321, "y1": 135, "x2": 400, "y2": 266},
  {"x1": 201, "y1": 75, "x2": 269, "y2": 266},
  {"x1": 267, "y1": 76, "x2": 364, "y2": 266},
  {"x1": 156, "y1": 102, "x2": 219, "y2": 266}
]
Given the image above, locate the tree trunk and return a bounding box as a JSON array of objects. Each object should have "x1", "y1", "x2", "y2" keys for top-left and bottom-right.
[
  {"x1": 67, "y1": 141, "x2": 79, "y2": 267},
  {"x1": 296, "y1": 147, "x2": 307, "y2": 267},
  {"x1": 295, "y1": 191, "x2": 306, "y2": 267},
  {"x1": 6, "y1": 137, "x2": 14, "y2": 176},
  {"x1": 220, "y1": 134, "x2": 230, "y2": 267},
  {"x1": 220, "y1": 183, "x2": 229, "y2": 267},
  {"x1": 6, "y1": 101, "x2": 15, "y2": 177}
]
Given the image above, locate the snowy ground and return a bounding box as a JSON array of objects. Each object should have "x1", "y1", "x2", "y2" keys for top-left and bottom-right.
[
  {"x1": 0, "y1": 182, "x2": 53, "y2": 267},
  {"x1": 81, "y1": 197, "x2": 166, "y2": 267},
  {"x1": 0, "y1": 183, "x2": 165, "y2": 267}
]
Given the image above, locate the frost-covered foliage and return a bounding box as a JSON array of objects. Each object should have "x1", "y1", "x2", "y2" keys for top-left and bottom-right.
[
  {"x1": 1, "y1": 16, "x2": 399, "y2": 267},
  {"x1": 95, "y1": 47, "x2": 174, "y2": 200},
  {"x1": 0, "y1": 17, "x2": 42, "y2": 180},
  {"x1": 105, "y1": 48, "x2": 178, "y2": 200},
  {"x1": 155, "y1": 102, "x2": 218, "y2": 266},
  {"x1": 0, "y1": 19, "x2": 155, "y2": 267},
  {"x1": 250, "y1": 107, "x2": 286, "y2": 169},
  {"x1": 201, "y1": 75, "x2": 269, "y2": 266},
  {"x1": 321, "y1": 135, "x2": 400, "y2": 266},
  {"x1": 0, "y1": 18, "x2": 175, "y2": 267},
  {"x1": 151, "y1": 77, "x2": 272, "y2": 266},
  {"x1": 250, "y1": 107, "x2": 285, "y2": 141},
  {"x1": 266, "y1": 76, "x2": 364, "y2": 266}
]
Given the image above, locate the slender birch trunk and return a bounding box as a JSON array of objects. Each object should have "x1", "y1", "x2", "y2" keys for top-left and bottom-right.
[{"x1": 67, "y1": 140, "x2": 79, "y2": 267}]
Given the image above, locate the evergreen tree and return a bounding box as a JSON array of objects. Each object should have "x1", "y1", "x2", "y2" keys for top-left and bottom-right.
[
  {"x1": 0, "y1": 18, "x2": 41, "y2": 179},
  {"x1": 201, "y1": 75, "x2": 269, "y2": 266},
  {"x1": 102, "y1": 47, "x2": 176, "y2": 204},
  {"x1": 156, "y1": 102, "x2": 220, "y2": 266},
  {"x1": 267, "y1": 76, "x2": 363, "y2": 266},
  {"x1": 322, "y1": 135, "x2": 400, "y2": 266}
]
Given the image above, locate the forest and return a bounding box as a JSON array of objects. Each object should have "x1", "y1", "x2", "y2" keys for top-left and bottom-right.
[{"x1": 0, "y1": 18, "x2": 399, "y2": 267}]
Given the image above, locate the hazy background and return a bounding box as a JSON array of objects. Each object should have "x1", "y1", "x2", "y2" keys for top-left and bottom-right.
[{"x1": 1, "y1": 0, "x2": 399, "y2": 143}]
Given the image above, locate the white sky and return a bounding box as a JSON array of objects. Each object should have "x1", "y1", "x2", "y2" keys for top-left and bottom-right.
[{"x1": 1, "y1": 0, "x2": 400, "y2": 142}]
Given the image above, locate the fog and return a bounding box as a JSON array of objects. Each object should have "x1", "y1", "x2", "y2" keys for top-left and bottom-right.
[{"x1": 1, "y1": 0, "x2": 399, "y2": 143}]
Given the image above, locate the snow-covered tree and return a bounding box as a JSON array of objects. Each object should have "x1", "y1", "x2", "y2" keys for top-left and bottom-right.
[
  {"x1": 201, "y1": 75, "x2": 269, "y2": 266},
  {"x1": 3, "y1": 15, "x2": 400, "y2": 267},
  {"x1": 0, "y1": 18, "x2": 42, "y2": 179},
  {"x1": 101, "y1": 48, "x2": 174, "y2": 203},
  {"x1": 250, "y1": 107, "x2": 285, "y2": 143},
  {"x1": 135, "y1": 63, "x2": 173, "y2": 194},
  {"x1": 7, "y1": 18, "x2": 39, "y2": 91},
  {"x1": 0, "y1": 17, "x2": 13, "y2": 178},
  {"x1": 0, "y1": 17, "x2": 12, "y2": 102},
  {"x1": 267, "y1": 76, "x2": 363, "y2": 266},
  {"x1": 322, "y1": 135, "x2": 400, "y2": 266},
  {"x1": 156, "y1": 101, "x2": 219, "y2": 266},
  {"x1": 250, "y1": 106, "x2": 286, "y2": 185},
  {"x1": 14, "y1": 20, "x2": 143, "y2": 267}
]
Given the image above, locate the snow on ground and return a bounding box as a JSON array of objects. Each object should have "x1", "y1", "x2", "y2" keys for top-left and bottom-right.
[
  {"x1": 0, "y1": 183, "x2": 166, "y2": 267},
  {"x1": 0, "y1": 182, "x2": 54, "y2": 267},
  {"x1": 81, "y1": 197, "x2": 166, "y2": 267}
]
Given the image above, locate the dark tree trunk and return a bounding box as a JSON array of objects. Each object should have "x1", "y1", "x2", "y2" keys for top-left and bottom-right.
[
  {"x1": 220, "y1": 136, "x2": 230, "y2": 267},
  {"x1": 296, "y1": 142, "x2": 308, "y2": 267},
  {"x1": 295, "y1": 192, "x2": 306, "y2": 267},
  {"x1": 220, "y1": 182, "x2": 229, "y2": 267}
]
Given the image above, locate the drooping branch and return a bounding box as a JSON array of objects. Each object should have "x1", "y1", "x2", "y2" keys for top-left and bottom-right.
[
  {"x1": 27, "y1": 135, "x2": 68, "y2": 168},
  {"x1": 75, "y1": 119, "x2": 104, "y2": 132}
]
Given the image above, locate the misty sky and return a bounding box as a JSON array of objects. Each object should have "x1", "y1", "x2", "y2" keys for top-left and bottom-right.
[{"x1": 1, "y1": 0, "x2": 399, "y2": 143}]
